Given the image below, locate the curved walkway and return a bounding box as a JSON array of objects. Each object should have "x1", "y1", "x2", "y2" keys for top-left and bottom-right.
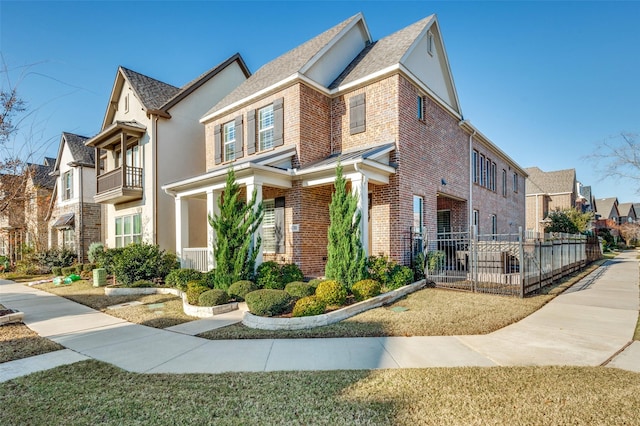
[{"x1": 1, "y1": 252, "x2": 638, "y2": 382}]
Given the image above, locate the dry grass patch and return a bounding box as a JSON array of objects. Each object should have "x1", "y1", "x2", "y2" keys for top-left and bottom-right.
[
  {"x1": 0, "y1": 322, "x2": 64, "y2": 363},
  {"x1": 36, "y1": 280, "x2": 196, "y2": 329},
  {"x1": 1, "y1": 360, "x2": 639, "y2": 425},
  {"x1": 0, "y1": 273, "x2": 52, "y2": 283},
  {"x1": 201, "y1": 261, "x2": 605, "y2": 340}
]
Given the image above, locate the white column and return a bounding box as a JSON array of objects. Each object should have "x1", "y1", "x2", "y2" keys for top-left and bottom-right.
[
  {"x1": 245, "y1": 179, "x2": 263, "y2": 268},
  {"x1": 174, "y1": 196, "x2": 189, "y2": 266},
  {"x1": 206, "y1": 190, "x2": 220, "y2": 271},
  {"x1": 349, "y1": 172, "x2": 369, "y2": 257}
]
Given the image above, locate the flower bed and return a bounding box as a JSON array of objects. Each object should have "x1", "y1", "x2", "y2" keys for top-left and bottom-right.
[
  {"x1": 243, "y1": 279, "x2": 427, "y2": 330},
  {"x1": 104, "y1": 286, "x2": 237, "y2": 318}
]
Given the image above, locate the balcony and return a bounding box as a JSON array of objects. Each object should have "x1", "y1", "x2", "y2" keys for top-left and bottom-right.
[{"x1": 95, "y1": 166, "x2": 143, "y2": 204}]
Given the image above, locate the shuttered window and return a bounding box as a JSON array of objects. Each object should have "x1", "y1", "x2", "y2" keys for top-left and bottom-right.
[
  {"x1": 223, "y1": 121, "x2": 235, "y2": 162},
  {"x1": 349, "y1": 93, "x2": 366, "y2": 134},
  {"x1": 258, "y1": 105, "x2": 274, "y2": 151},
  {"x1": 262, "y1": 197, "x2": 285, "y2": 254}
]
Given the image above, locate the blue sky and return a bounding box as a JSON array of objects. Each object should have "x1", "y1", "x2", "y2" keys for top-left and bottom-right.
[{"x1": 1, "y1": 1, "x2": 639, "y2": 203}]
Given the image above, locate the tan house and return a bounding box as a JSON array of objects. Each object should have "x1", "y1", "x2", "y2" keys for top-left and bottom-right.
[
  {"x1": 524, "y1": 167, "x2": 580, "y2": 233},
  {"x1": 46, "y1": 132, "x2": 103, "y2": 262},
  {"x1": 163, "y1": 13, "x2": 526, "y2": 276},
  {"x1": 85, "y1": 54, "x2": 250, "y2": 251}
]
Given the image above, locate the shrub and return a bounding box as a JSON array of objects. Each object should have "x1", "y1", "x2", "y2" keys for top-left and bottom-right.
[
  {"x1": 74, "y1": 264, "x2": 84, "y2": 274},
  {"x1": 111, "y1": 243, "x2": 177, "y2": 286},
  {"x1": 307, "y1": 278, "x2": 325, "y2": 289},
  {"x1": 227, "y1": 280, "x2": 257, "y2": 301},
  {"x1": 315, "y1": 280, "x2": 347, "y2": 306},
  {"x1": 284, "y1": 281, "x2": 315, "y2": 299},
  {"x1": 15, "y1": 261, "x2": 40, "y2": 275},
  {"x1": 82, "y1": 263, "x2": 95, "y2": 272},
  {"x1": 387, "y1": 266, "x2": 414, "y2": 290},
  {"x1": 281, "y1": 263, "x2": 304, "y2": 285},
  {"x1": 186, "y1": 281, "x2": 210, "y2": 305},
  {"x1": 31, "y1": 248, "x2": 77, "y2": 271},
  {"x1": 88, "y1": 242, "x2": 104, "y2": 264},
  {"x1": 352, "y1": 279, "x2": 381, "y2": 301},
  {"x1": 51, "y1": 266, "x2": 62, "y2": 276},
  {"x1": 100, "y1": 247, "x2": 124, "y2": 275},
  {"x1": 245, "y1": 289, "x2": 292, "y2": 317},
  {"x1": 412, "y1": 251, "x2": 426, "y2": 281},
  {"x1": 201, "y1": 270, "x2": 216, "y2": 289},
  {"x1": 426, "y1": 250, "x2": 446, "y2": 273},
  {"x1": 292, "y1": 296, "x2": 326, "y2": 317},
  {"x1": 165, "y1": 268, "x2": 204, "y2": 291},
  {"x1": 130, "y1": 280, "x2": 154, "y2": 288},
  {"x1": 256, "y1": 261, "x2": 283, "y2": 289},
  {"x1": 198, "y1": 289, "x2": 229, "y2": 307},
  {"x1": 367, "y1": 255, "x2": 393, "y2": 285},
  {"x1": 61, "y1": 266, "x2": 75, "y2": 276}
]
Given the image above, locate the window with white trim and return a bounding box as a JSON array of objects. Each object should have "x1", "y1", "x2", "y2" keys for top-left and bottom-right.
[
  {"x1": 258, "y1": 104, "x2": 274, "y2": 151},
  {"x1": 262, "y1": 199, "x2": 276, "y2": 253},
  {"x1": 427, "y1": 31, "x2": 434, "y2": 56},
  {"x1": 63, "y1": 228, "x2": 75, "y2": 251},
  {"x1": 115, "y1": 213, "x2": 142, "y2": 248},
  {"x1": 223, "y1": 121, "x2": 235, "y2": 162},
  {"x1": 472, "y1": 150, "x2": 478, "y2": 184},
  {"x1": 417, "y1": 95, "x2": 425, "y2": 120},
  {"x1": 413, "y1": 196, "x2": 424, "y2": 253},
  {"x1": 473, "y1": 209, "x2": 480, "y2": 232},
  {"x1": 62, "y1": 170, "x2": 73, "y2": 201}
]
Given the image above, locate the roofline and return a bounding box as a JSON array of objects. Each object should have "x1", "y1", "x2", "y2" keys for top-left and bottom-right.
[{"x1": 459, "y1": 120, "x2": 528, "y2": 177}]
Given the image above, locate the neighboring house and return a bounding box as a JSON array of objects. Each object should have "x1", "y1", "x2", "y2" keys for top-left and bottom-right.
[
  {"x1": 594, "y1": 197, "x2": 620, "y2": 235},
  {"x1": 617, "y1": 202, "x2": 637, "y2": 225},
  {"x1": 524, "y1": 167, "x2": 579, "y2": 233},
  {"x1": 0, "y1": 173, "x2": 27, "y2": 263},
  {"x1": 46, "y1": 132, "x2": 102, "y2": 262},
  {"x1": 24, "y1": 159, "x2": 56, "y2": 251},
  {"x1": 85, "y1": 54, "x2": 250, "y2": 252},
  {"x1": 162, "y1": 13, "x2": 527, "y2": 276}
]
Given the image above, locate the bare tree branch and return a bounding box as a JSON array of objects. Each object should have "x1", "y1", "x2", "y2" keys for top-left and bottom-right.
[{"x1": 585, "y1": 132, "x2": 640, "y2": 193}]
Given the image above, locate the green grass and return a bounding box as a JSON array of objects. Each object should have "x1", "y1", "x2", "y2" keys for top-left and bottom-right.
[
  {"x1": 0, "y1": 323, "x2": 64, "y2": 363},
  {"x1": 199, "y1": 260, "x2": 605, "y2": 340},
  {"x1": 1, "y1": 361, "x2": 638, "y2": 425}
]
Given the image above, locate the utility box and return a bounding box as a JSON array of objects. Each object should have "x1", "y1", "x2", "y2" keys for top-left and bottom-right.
[{"x1": 93, "y1": 268, "x2": 107, "y2": 287}]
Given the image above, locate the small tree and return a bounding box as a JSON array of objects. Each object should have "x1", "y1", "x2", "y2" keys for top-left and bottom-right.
[
  {"x1": 545, "y1": 209, "x2": 580, "y2": 234},
  {"x1": 325, "y1": 164, "x2": 366, "y2": 289},
  {"x1": 208, "y1": 168, "x2": 263, "y2": 291}
]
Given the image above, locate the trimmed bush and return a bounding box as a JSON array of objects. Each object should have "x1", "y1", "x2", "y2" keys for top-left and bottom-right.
[
  {"x1": 82, "y1": 263, "x2": 95, "y2": 272},
  {"x1": 165, "y1": 268, "x2": 204, "y2": 291},
  {"x1": 130, "y1": 280, "x2": 154, "y2": 288},
  {"x1": 256, "y1": 261, "x2": 283, "y2": 289},
  {"x1": 387, "y1": 266, "x2": 414, "y2": 290},
  {"x1": 201, "y1": 270, "x2": 216, "y2": 289},
  {"x1": 281, "y1": 263, "x2": 304, "y2": 285},
  {"x1": 307, "y1": 278, "x2": 325, "y2": 289},
  {"x1": 292, "y1": 296, "x2": 326, "y2": 317},
  {"x1": 352, "y1": 279, "x2": 382, "y2": 301},
  {"x1": 245, "y1": 289, "x2": 292, "y2": 317},
  {"x1": 284, "y1": 281, "x2": 315, "y2": 299},
  {"x1": 315, "y1": 280, "x2": 347, "y2": 306},
  {"x1": 227, "y1": 280, "x2": 257, "y2": 302},
  {"x1": 112, "y1": 243, "x2": 178, "y2": 286},
  {"x1": 74, "y1": 264, "x2": 84, "y2": 274},
  {"x1": 99, "y1": 247, "x2": 123, "y2": 275},
  {"x1": 198, "y1": 289, "x2": 229, "y2": 307},
  {"x1": 88, "y1": 242, "x2": 105, "y2": 264},
  {"x1": 51, "y1": 266, "x2": 62, "y2": 276},
  {"x1": 186, "y1": 281, "x2": 210, "y2": 305},
  {"x1": 61, "y1": 266, "x2": 75, "y2": 276},
  {"x1": 31, "y1": 248, "x2": 77, "y2": 271}
]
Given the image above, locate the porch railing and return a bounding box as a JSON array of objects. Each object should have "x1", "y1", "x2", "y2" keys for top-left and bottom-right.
[
  {"x1": 181, "y1": 247, "x2": 209, "y2": 272},
  {"x1": 97, "y1": 166, "x2": 143, "y2": 194}
]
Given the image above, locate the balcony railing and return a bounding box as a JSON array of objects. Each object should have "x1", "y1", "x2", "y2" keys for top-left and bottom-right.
[{"x1": 97, "y1": 166, "x2": 143, "y2": 194}]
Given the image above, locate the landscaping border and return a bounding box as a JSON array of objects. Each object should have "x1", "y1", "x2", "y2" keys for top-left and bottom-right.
[
  {"x1": 0, "y1": 309, "x2": 25, "y2": 325},
  {"x1": 104, "y1": 286, "x2": 238, "y2": 318},
  {"x1": 243, "y1": 280, "x2": 428, "y2": 330}
]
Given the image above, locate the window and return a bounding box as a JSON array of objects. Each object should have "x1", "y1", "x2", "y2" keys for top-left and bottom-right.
[
  {"x1": 115, "y1": 213, "x2": 142, "y2": 248},
  {"x1": 485, "y1": 157, "x2": 491, "y2": 189},
  {"x1": 261, "y1": 197, "x2": 285, "y2": 254},
  {"x1": 490, "y1": 214, "x2": 497, "y2": 235},
  {"x1": 502, "y1": 169, "x2": 507, "y2": 197},
  {"x1": 473, "y1": 209, "x2": 479, "y2": 233},
  {"x1": 63, "y1": 229, "x2": 75, "y2": 251},
  {"x1": 223, "y1": 121, "x2": 235, "y2": 162},
  {"x1": 258, "y1": 104, "x2": 274, "y2": 151},
  {"x1": 413, "y1": 196, "x2": 424, "y2": 253},
  {"x1": 349, "y1": 93, "x2": 366, "y2": 134},
  {"x1": 62, "y1": 170, "x2": 73, "y2": 200},
  {"x1": 417, "y1": 95, "x2": 425, "y2": 120},
  {"x1": 479, "y1": 154, "x2": 485, "y2": 187},
  {"x1": 513, "y1": 172, "x2": 519, "y2": 193},
  {"x1": 471, "y1": 151, "x2": 477, "y2": 183},
  {"x1": 115, "y1": 144, "x2": 140, "y2": 169},
  {"x1": 124, "y1": 94, "x2": 129, "y2": 113},
  {"x1": 427, "y1": 31, "x2": 434, "y2": 56},
  {"x1": 490, "y1": 161, "x2": 496, "y2": 191}
]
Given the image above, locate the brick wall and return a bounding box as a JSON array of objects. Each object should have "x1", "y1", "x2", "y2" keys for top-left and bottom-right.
[{"x1": 49, "y1": 201, "x2": 102, "y2": 263}]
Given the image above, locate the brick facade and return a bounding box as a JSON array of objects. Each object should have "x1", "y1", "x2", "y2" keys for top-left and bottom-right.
[{"x1": 49, "y1": 201, "x2": 102, "y2": 263}]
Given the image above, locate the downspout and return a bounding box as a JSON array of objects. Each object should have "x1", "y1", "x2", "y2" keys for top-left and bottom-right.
[
  {"x1": 459, "y1": 120, "x2": 476, "y2": 233},
  {"x1": 153, "y1": 116, "x2": 159, "y2": 245},
  {"x1": 78, "y1": 164, "x2": 84, "y2": 263}
]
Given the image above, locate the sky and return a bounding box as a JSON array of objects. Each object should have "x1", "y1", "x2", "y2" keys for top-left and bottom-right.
[{"x1": 1, "y1": 0, "x2": 639, "y2": 203}]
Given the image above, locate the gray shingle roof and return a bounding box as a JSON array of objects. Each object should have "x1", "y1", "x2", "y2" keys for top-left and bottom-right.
[
  {"x1": 329, "y1": 15, "x2": 435, "y2": 89},
  {"x1": 62, "y1": 132, "x2": 93, "y2": 166},
  {"x1": 203, "y1": 14, "x2": 361, "y2": 118},
  {"x1": 524, "y1": 167, "x2": 576, "y2": 195},
  {"x1": 120, "y1": 67, "x2": 181, "y2": 111},
  {"x1": 299, "y1": 142, "x2": 395, "y2": 172},
  {"x1": 618, "y1": 202, "x2": 636, "y2": 219},
  {"x1": 595, "y1": 197, "x2": 618, "y2": 219},
  {"x1": 28, "y1": 162, "x2": 55, "y2": 189}
]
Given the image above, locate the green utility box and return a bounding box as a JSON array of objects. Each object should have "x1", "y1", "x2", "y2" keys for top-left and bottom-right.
[{"x1": 93, "y1": 268, "x2": 107, "y2": 287}]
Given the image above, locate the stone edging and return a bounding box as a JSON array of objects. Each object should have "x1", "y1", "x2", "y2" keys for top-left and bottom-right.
[
  {"x1": 0, "y1": 309, "x2": 24, "y2": 325},
  {"x1": 242, "y1": 279, "x2": 428, "y2": 330},
  {"x1": 104, "y1": 286, "x2": 237, "y2": 318}
]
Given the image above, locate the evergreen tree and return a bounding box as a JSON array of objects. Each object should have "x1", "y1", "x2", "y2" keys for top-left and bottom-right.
[
  {"x1": 208, "y1": 168, "x2": 263, "y2": 290},
  {"x1": 325, "y1": 164, "x2": 367, "y2": 289}
]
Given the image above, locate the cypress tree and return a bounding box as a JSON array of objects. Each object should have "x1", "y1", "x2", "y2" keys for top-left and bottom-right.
[
  {"x1": 208, "y1": 168, "x2": 263, "y2": 290},
  {"x1": 325, "y1": 164, "x2": 367, "y2": 289}
]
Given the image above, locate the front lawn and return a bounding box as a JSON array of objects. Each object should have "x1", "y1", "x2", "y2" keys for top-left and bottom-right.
[
  {"x1": 0, "y1": 360, "x2": 638, "y2": 425},
  {"x1": 0, "y1": 322, "x2": 64, "y2": 364}
]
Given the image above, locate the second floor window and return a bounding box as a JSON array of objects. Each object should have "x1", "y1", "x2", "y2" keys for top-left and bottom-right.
[
  {"x1": 258, "y1": 104, "x2": 274, "y2": 151},
  {"x1": 223, "y1": 121, "x2": 235, "y2": 162},
  {"x1": 62, "y1": 170, "x2": 73, "y2": 200}
]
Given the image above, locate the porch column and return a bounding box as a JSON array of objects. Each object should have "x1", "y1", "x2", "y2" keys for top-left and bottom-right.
[
  {"x1": 245, "y1": 179, "x2": 263, "y2": 267},
  {"x1": 174, "y1": 196, "x2": 189, "y2": 265},
  {"x1": 120, "y1": 133, "x2": 126, "y2": 186},
  {"x1": 349, "y1": 172, "x2": 369, "y2": 257},
  {"x1": 206, "y1": 190, "x2": 220, "y2": 271}
]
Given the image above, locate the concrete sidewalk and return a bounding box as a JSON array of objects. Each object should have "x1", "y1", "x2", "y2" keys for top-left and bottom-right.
[{"x1": 1, "y1": 252, "x2": 638, "y2": 382}]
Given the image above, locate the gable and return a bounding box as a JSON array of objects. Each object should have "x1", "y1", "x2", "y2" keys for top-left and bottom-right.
[{"x1": 401, "y1": 20, "x2": 460, "y2": 114}]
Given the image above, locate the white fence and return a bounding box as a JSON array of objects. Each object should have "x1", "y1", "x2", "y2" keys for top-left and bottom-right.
[{"x1": 181, "y1": 247, "x2": 209, "y2": 272}]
